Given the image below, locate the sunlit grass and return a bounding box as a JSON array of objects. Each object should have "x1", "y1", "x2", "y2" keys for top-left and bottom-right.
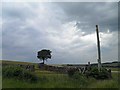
[{"x1": 2, "y1": 60, "x2": 35, "y2": 65}]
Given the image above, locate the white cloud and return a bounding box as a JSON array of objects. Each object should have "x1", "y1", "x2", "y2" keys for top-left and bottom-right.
[
  {"x1": 100, "y1": 31, "x2": 118, "y2": 48},
  {"x1": 2, "y1": 0, "x2": 119, "y2": 2}
]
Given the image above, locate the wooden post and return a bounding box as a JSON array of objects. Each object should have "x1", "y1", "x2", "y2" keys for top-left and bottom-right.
[
  {"x1": 96, "y1": 25, "x2": 102, "y2": 71},
  {"x1": 88, "y1": 62, "x2": 91, "y2": 71}
]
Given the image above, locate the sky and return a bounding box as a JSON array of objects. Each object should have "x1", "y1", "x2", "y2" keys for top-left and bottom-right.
[{"x1": 1, "y1": 1, "x2": 118, "y2": 64}]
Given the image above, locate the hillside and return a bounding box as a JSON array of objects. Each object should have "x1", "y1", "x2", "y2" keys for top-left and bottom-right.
[
  {"x1": 2, "y1": 60, "x2": 36, "y2": 66},
  {"x1": 91, "y1": 61, "x2": 120, "y2": 68},
  {"x1": 1, "y1": 60, "x2": 120, "y2": 68}
]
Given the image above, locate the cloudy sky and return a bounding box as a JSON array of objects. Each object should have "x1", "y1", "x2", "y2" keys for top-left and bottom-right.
[{"x1": 1, "y1": 1, "x2": 118, "y2": 64}]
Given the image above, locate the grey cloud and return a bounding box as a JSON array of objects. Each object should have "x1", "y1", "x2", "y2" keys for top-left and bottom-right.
[
  {"x1": 2, "y1": 2, "x2": 65, "y2": 63},
  {"x1": 56, "y1": 2, "x2": 118, "y2": 33},
  {"x1": 2, "y1": 2, "x2": 118, "y2": 64},
  {"x1": 2, "y1": 2, "x2": 35, "y2": 20}
]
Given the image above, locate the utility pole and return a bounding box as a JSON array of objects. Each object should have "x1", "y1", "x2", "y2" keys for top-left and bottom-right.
[{"x1": 96, "y1": 25, "x2": 102, "y2": 71}]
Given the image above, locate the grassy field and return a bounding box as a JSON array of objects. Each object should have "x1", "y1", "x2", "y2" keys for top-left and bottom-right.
[
  {"x1": 88, "y1": 73, "x2": 119, "y2": 88},
  {"x1": 106, "y1": 67, "x2": 120, "y2": 71},
  {"x1": 2, "y1": 69, "x2": 119, "y2": 88},
  {"x1": 2, "y1": 60, "x2": 119, "y2": 88},
  {"x1": 3, "y1": 67, "x2": 88, "y2": 88},
  {"x1": 2, "y1": 60, "x2": 36, "y2": 65}
]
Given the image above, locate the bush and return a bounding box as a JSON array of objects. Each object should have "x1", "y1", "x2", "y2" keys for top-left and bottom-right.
[
  {"x1": 68, "y1": 71, "x2": 88, "y2": 85},
  {"x1": 2, "y1": 65, "x2": 38, "y2": 82},
  {"x1": 67, "y1": 68, "x2": 88, "y2": 84},
  {"x1": 67, "y1": 68, "x2": 77, "y2": 77},
  {"x1": 73, "y1": 72, "x2": 87, "y2": 80},
  {"x1": 98, "y1": 68, "x2": 111, "y2": 79},
  {"x1": 87, "y1": 67, "x2": 111, "y2": 80}
]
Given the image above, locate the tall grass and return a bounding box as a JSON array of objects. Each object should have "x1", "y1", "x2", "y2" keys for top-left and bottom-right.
[
  {"x1": 3, "y1": 66, "x2": 38, "y2": 82},
  {"x1": 88, "y1": 79, "x2": 118, "y2": 88},
  {"x1": 3, "y1": 70, "x2": 89, "y2": 88},
  {"x1": 88, "y1": 73, "x2": 119, "y2": 88},
  {"x1": 2, "y1": 74, "x2": 86, "y2": 88},
  {"x1": 2, "y1": 68, "x2": 119, "y2": 88}
]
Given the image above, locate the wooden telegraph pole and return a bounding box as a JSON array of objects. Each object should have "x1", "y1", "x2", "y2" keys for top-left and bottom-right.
[{"x1": 96, "y1": 25, "x2": 102, "y2": 71}]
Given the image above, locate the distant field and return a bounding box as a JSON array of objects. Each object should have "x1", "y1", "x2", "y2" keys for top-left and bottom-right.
[
  {"x1": 2, "y1": 60, "x2": 119, "y2": 88},
  {"x1": 106, "y1": 67, "x2": 120, "y2": 71},
  {"x1": 2, "y1": 60, "x2": 36, "y2": 65},
  {"x1": 2, "y1": 60, "x2": 120, "y2": 68}
]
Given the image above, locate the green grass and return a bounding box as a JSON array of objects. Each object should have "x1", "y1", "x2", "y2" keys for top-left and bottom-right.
[
  {"x1": 2, "y1": 71, "x2": 87, "y2": 88},
  {"x1": 35, "y1": 70, "x2": 58, "y2": 75},
  {"x1": 87, "y1": 73, "x2": 119, "y2": 88},
  {"x1": 2, "y1": 60, "x2": 119, "y2": 88},
  {"x1": 106, "y1": 67, "x2": 120, "y2": 71},
  {"x1": 3, "y1": 69, "x2": 119, "y2": 88},
  {"x1": 2, "y1": 60, "x2": 36, "y2": 65},
  {"x1": 88, "y1": 80, "x2": 118, "y2": 88}
]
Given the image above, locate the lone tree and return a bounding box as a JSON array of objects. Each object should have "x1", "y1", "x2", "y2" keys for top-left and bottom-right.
[{"x1": 37, "y1": 49, "x2": 52, "y2": 64}]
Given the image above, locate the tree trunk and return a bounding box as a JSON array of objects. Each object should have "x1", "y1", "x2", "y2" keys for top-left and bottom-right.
[{"x1": 43, "y1": 59, "x2": 45, "y2": 64}]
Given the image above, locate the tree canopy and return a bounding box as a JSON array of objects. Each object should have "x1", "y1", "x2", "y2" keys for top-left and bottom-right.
[{"x1": 37, "y1": 49, "x2": 52, "y2": 64}]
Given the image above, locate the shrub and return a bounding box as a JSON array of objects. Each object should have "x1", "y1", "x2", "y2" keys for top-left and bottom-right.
[
  {"x1": 73, "y1": 72, "x2": 87, "y2": 80},
  {"x1": 87, "y1": 67, "x2": 111, "y2": 80},
  {"x1": 87, "y1": 67, "x2": 99, "y2": 78},
  {"x1": 67, "y1": 68, "x2": 76, "y2": 77},
  {"x1": 67, "y1": 68, "x2": 88, "y2": 84},
  {"x1": 98, "y1": 68, "x2": 110, "y2": 79},
  {"x1": 2, "y1": 65, "x2": 38, "y2": 82},
  {"x1": 69, "y1": 71, "x2": 88, "y2": 85}
]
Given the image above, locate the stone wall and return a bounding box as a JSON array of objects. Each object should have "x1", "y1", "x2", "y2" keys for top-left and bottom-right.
[{"x1": 38, "y1": 63, "x2": 88, "y2": 74}]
